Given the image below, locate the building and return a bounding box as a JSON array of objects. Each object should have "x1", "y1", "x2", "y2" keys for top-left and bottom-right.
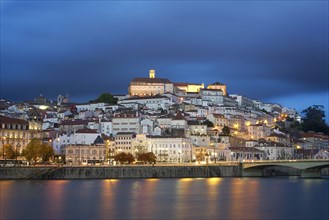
[
  {"x1": 100, "y1": 119, "x2": 112, "y2": 137},
  {"x1": 229, "y1": 94, "x2": 254, "y2": 109},
  {"x1": 146, "y1": 135, "x2": 192, "y2": 163},
  {"x1": 65, "y1": 143, "x2": 106, "y2": 164},
  {"x1": 115, "y1": 132, "x2": 135, "y2": 154},
  {"x1": 206, "y1": 113, "x2": 229, "y2": 131},
  {"x1": 199, "y1": 89, "x2": 224, "y2": 105},
  {"x1": 0, "y1": 116, "x2": 30, "y2": 156},
  {"x1": 129, "y1": 69, "x2": 174, "y2": 97},
  {"x1": 255, "y1": 140, "x2": 294, "y2": 160},
  {"x1": 207, "y1": 82, "x2": 227, "y2": 96},
  {"x1": 118, "y1": 95, "x2": 172, "y2": 110},
  {"x1": 112, "y1": 112, "x2": 140, "y2": 135},
  {"x1": 56, "y1": 128, "x2": 101, "y2": 150},
  {"x1": 228, "y1": 147, "x2": 265, "y2": 161},
  {"x1": 247, "y1": 124, "x2": 271, "y2": 140},
  {"x1": 174, "y1": 82, "x2": 204, "y2": 93},
  {"x1": 59, "y1": 119, "x2": 88, "y2": 134}
]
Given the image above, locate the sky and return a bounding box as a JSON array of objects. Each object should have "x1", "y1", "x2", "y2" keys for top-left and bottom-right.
[{"x1": 0, "y1": 1, "x2": 328, "y2": 119}]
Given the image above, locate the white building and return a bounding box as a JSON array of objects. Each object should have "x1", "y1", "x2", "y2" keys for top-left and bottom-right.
[
  {"x1": 255, "y1": 140, "x2": 294, "y2": 160},
  {"x1": 56, "y1": 128, "x2": 101, "y2": 148},
  {"x1": 100, "y1": 119, "x2": 112, "y2": 137},
  {"x1": 229, "y1": 94, "x2": 254, "y2": 109},
  {"x1": 118, "y1": 95, "x2": 172, "y2": 110},
  {"x1": 247, "y1": 124, "x2": 271, "y2": 140},
  {"x1": 199, "y1": 88, "x2": 224, "y2": 105},
  {"x1": 146, "y1": 135, "x2": 192, "y2": 163},
  {"x1": 115, "y1": 132, "x2": 135, "y2": 154},
  {"x1": 112, "y1": 112, "x2": 140, "y2": 136}
]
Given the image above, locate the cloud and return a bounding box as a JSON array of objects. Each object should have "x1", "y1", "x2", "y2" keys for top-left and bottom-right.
[{"x1": 1, "y1": 1, "x2": 328, "y2": 110}]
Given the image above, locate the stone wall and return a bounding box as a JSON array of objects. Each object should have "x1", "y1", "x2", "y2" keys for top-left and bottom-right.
[
  {"x1": 0, "y1": 165, "x2": 242, "y2": 180},
  {"x1": 1, "y1": 165, "x2": 327, "y2": 180}
]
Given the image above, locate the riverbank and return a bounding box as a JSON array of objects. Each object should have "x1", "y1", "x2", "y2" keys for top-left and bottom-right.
[
  {"x1": 0, "y1": 165, "x2": 243, "y2": 180},
  {"x1": 1, "y1": 165, "x2": 328, "y2": 180}
]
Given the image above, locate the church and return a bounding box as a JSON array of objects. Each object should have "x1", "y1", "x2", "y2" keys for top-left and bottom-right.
[{"x1": 128, "y1": 69, "x2": 174, "y2": 97}]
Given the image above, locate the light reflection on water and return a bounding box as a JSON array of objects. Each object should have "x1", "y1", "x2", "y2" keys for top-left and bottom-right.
[{"x1": 0, "y1": 178, "x2": 328, "y2": 220}]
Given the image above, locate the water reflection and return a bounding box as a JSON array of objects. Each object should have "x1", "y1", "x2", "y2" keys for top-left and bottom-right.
[{"x1": 0, "y1": 178, "x2": 328, "y2": 220}]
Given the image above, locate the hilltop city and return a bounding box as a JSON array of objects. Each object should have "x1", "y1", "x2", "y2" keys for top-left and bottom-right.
[{"x1": 1, "y1": 69, "x2": 328, "y2": 165}]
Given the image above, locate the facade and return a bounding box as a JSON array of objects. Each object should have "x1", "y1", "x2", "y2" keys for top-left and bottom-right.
[
  {"x1": 255, "y1": 140, "x2": 294, "y2": 160},
  {"x1": 129, "y1": 69, "x2": 174, "y2": 97},
  {"x1": 267, "y1": 133, "x2": 290, "y2": 147},
  {"x1": 229, "y1": 147, "x2": 265, "y2": 161},
  {"x1": 0, "y1": 116, "x2": 30, "y2": 156},
  {"x1": 199, "y1": 89, "x2": 224, "y2": 105},
  {"x1": 100, "y1": 119, "x2": 112, "y2": 137},
  {"x1": 56, "y1": 128, "x2": 101, "y2": 153},
  {"x1": 118, "y1": 95, "x2": 172, "y2": 110},
  {"x1": 207, "y1": 82, "x2": 227, "y2": 96},
  {"x1": 65, "y1": 144, "x2": 106, "y2": 164},
  {"x1": 115, "y1": 132, "x2": 135, "y2": 154},
  {"x1": 174, "y1": 82, "x2": 204, "y2": 93},
  {"x1": 146, "y1": 135, "x2": 192, "y2": 163},
  {"x1": 112, "y1": 112, "x2": 140, "y2": 136},
  {"x1": 59, "y1": 119, "x2": 88, "y2": 134},
  {"x1": 247, "y1": 124, "x2": 271, "y2": 140},
  {"x1": 229, "y1": 94, "x2": 254, "y2": 109},
  {"x1": 206, "y1": 113, "x2": 229, "y2": 131}
]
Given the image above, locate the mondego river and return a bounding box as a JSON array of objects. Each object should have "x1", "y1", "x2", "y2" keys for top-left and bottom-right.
[{"x1": 0, "y1": 177, "x2": 328, "y2": 220}]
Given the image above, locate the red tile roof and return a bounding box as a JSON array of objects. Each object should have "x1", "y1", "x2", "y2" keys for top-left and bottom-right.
[{"x1": 0, "y1": 116, "x2": 28, "y2": 125}]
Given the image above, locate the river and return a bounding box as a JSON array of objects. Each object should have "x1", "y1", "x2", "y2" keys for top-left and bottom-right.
[{"x1": 0, "y1": 177, "x2": 328, "y2": 220}]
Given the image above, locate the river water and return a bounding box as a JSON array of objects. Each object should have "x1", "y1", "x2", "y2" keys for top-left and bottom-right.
[{"x1": 0, "y1": 177, "x2": 328, "y2": 220}]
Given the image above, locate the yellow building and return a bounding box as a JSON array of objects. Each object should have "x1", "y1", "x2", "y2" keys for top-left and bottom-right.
[
  {"x1": 207, "y1": 82, "x2": 227, "y2": 96},
  {"x1": 1, "y1": 116, "x2": 30, "y2": 157},
  {"x1": 129, "y1": 69, "x2": 174, "y2": 97},
  {"x1": 174, "y1": 82, "x2": 204, "y2": 93}
]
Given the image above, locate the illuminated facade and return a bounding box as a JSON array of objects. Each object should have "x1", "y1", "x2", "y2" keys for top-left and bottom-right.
[
  {"x1": 174, "y1": 82, "x2": 204, "y2": 93},
  {"x1": 0, "y1": 116, "x2": 31, "y2": 156},
  {"x1": 65, "y1": 144, "x2": 106, "y2": 164},
  {"x1": 129, "y1": 69, "x2": 174, "y2": 97},
  {"x1": 207, "y1": 82, "x2": 227, "y2": 96}
]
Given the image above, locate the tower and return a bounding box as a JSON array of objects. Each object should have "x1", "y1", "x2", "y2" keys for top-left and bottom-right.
[{"x1": 149, "y1": 69, "x2": 155, "y2": 78}]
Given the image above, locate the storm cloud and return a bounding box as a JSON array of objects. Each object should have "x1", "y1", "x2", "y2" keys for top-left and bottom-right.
[{"x1": 1, "y1": 1, "x2": 328, "y2": 112}]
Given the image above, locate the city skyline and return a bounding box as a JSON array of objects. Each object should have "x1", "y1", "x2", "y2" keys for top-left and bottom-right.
[{"x1": 1, "y1": 1, "x2": 328, "y2": 117}]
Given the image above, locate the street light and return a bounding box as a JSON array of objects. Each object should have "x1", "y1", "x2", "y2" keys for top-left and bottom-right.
[{"x1": 2, "y1": 137, "x2": 6, "y2": 160}]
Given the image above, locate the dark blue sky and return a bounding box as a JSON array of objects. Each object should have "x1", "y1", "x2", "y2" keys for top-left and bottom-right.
[{"x1": 1, "y1": 1, "x2": 328, "y2": 117}]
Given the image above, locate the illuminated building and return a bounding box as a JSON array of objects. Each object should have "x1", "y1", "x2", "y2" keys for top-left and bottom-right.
[
  {"x1": 129, "y1": 69, "x2": 174, "y2": 97},
  {"x1": 207, "y1": 82, "x2": 227, "y2": 96},
  {"x1": 0, "y1": 116, "x2": 31, "y2": 156},
  {"x1": 174, "y1": 82, "x2": 204, "y2": 93}
]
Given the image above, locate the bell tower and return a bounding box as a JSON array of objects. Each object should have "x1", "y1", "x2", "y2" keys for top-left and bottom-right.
[{"x1": 149, "y1": 69, "x2": 155, "y2": 78}]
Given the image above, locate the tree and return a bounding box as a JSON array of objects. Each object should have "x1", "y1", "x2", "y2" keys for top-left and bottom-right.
[
  {"x1": 94, "y1": 93, "x2": 118, "y2": 104},
  {"x1": 114, "y1": 152, "x2": 127, "y2": 164},
  {"x1": 22, "y1": 139, "x2": 54, "y2": 163},
  {"x1": 222, "y1": 126, "x2": 230, "y2": 136},
  {"x1": 114, "y1": 152, "x2": 135, "y2": 164},
  {"x1": 125, "y1": 153, "x2": 135, "y2": 164},
  {"x1": 39, "y1": 145, "x2": 55, "y2": 162},
  {"x1": 137, "y1": 152, "x2": 157, "y2": 164},
  {"x1": 301, "y1": 105, "x2": 329, "y2": 134},
  {"x1": 3, "y1": 144, "x2": 19, "y2": 159}
]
